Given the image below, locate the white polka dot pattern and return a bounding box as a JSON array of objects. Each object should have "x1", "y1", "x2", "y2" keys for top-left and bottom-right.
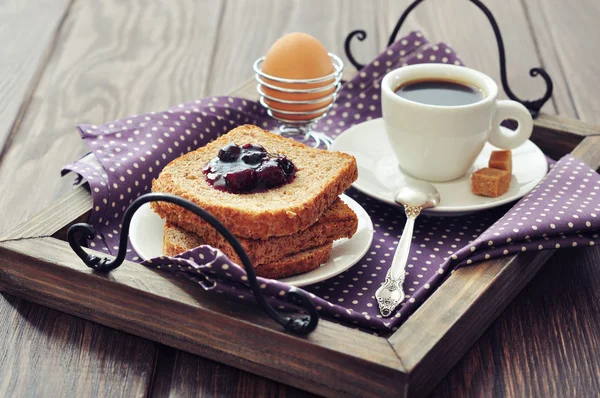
[{"x1": 62, "y1": 32, "x2": 599, "y2": 335}]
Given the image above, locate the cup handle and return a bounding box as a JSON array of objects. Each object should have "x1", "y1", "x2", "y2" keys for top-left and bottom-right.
[{"x1": 488, "y1": 100, "x2": 533, "y2": 149}]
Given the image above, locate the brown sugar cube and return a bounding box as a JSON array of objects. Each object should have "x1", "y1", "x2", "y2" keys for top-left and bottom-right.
[
  {"x1": 471, "y1": 168, "x2": 511, "y2": 198},
  {"x1": 489, "y1": 150, "x2": 512, "y2": 174}
]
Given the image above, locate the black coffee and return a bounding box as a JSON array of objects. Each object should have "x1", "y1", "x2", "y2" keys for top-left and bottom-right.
[{"x1": 394, "y1": 79, "x2": 485, "y2": 106}]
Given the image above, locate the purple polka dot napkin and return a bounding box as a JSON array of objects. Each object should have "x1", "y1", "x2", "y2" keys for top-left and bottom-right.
[{"x1": 63, "y1": 31, "x2": 599, "y2": 334}]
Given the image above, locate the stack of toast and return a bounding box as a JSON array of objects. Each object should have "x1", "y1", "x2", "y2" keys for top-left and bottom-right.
[{"x1": 151, "y1": 125, "x2": 359, "y2": 279}]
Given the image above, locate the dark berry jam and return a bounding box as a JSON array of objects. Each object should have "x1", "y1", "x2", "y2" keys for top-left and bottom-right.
[{"x1": 203, "y1": 143, "x2": 296, "y2": 193}]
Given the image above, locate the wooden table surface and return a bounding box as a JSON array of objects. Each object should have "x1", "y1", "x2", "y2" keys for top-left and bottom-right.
[{"x1": 1, "y1": 0, "x2": 599, "y2": 396}]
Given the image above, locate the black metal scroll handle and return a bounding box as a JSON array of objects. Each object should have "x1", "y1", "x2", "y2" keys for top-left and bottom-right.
[
  {"x1": 344, "y1": 0, "x2": 553, "y2": 117},
  {"x1": 67, "y1": 193, "x2": 319, "y2": 335}
]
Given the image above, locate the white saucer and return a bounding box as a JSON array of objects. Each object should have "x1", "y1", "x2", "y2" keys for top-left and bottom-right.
[
  {"x1": 129, "y1": 194, "x2": 374, "y2": 287},
  {"x1": 331, "y1": 118, "x2": 548, "y2": 216}
]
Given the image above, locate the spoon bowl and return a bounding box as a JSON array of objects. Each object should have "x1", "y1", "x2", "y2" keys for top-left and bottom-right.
[{"x1": 395, "y1": 176, "x2": 441, "y2": 209}]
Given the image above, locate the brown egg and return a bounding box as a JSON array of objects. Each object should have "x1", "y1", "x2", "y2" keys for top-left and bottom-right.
[{"x1": 262, "y1": 33, "x2": 335, "y2": 121}]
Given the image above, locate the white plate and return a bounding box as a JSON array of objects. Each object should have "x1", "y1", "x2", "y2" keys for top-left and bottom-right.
[
  {"x1": 331, "y1": 118, "x2": 548, "y2": 215},
  {"x1": 130, "y1": 194, "x2": 374, "y2": 287}
]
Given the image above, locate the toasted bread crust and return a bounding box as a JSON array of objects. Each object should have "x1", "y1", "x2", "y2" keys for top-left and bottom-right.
[
  {"x1": 254, "y1": 243, "x2": 332, "y2": 279},
  {"x1": 162, "y1": 223, "x2": 332, "y2": 279},
  {"x1": 163, "y1": 198, "x2": 357, "y2": 266},
  {"x1": 151, "y1": 125, "x2": 358, "y2": 239}
]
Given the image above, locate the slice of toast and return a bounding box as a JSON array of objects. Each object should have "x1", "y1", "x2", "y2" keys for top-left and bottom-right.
[
  {"x1": 151, "y1": 125, "x2": 358, "y2": 239},
  {"x1": 163, "y1": 198, "x2": 357, "y2": 266},
  {"x1": 163, "y1": 223, "x2": 332, "y2": 279}
]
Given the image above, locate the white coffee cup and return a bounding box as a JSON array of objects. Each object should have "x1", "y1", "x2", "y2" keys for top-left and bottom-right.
[{"x1": 381, "y1": 64, "x2": 533, "y2": 182}]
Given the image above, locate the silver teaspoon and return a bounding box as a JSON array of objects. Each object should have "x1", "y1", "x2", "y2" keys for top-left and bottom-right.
[{"x1": 375, "y1": 178, "x2": 441, "y2": 317}]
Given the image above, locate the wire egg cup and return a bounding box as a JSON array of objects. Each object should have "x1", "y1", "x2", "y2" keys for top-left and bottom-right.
[{"x1": 253, "y1": 54, "x2": 344, "y2": 149}]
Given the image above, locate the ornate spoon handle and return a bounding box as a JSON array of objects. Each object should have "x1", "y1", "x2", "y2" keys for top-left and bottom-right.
[{"x1": 375, "y1": 205, "x2": 421, "y2": 317}]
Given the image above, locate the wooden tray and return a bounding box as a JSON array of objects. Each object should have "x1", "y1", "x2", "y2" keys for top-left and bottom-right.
[{"x1": 1, "y1": 78, "x2": 600, "y2": 397}]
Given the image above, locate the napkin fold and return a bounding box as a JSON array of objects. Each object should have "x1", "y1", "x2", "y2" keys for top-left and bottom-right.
[{"x1": 63, "y1": 32, "x2": 599, "y2": 334}]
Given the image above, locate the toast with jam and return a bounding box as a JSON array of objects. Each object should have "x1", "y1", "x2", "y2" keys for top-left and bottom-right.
[
  {"x1": 151, "y1": 124, "x2": 358, "y2": 278},
  {"x1": 151, "y1": 125, "x2": 358, "y2": 240}
]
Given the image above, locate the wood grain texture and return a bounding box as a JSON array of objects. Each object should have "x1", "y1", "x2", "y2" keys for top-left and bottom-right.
[
  {"x1": 391, "y1": 251, "x2": 555, "y2": 398},
  {"x1": 0, "y1": 237, "x2": 406, "y2": 398},
  {"x1": 526, "y1": 0, "x2": 600, "y2": 123},
  {"x1": 0, "y1": 294, "x2": 157, "y2": 397},
  {"x1": 0, "y1": 183, "x2": 90, "y2": 241},
  {"x1": 530, "y1": 117, "x2": 591, "y2": 161},
  {"x1": 430, "y1": 245, "x2": 600, "y2": 398},
  {"x1": 0, "y1": 0, "x2": 72, "y2": 151},
  {"x1": 0, "y1": 0, "x2": 224, "y2": 234},
  {"x1": 150, "y1": 346, "x2": 314, "y2": 398},
  {"x1": 520, "y1": 0, "x2": 578, "y2": 119},
  {"x1": 535, "y1": 113, "x2": 600, "y2": 137},
  {"x1": 571, "y1": 136, "x2": 600, "y2": 170},
  {"x1": 0, "y1": 2, "x2": 224, "y2": 398}
]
